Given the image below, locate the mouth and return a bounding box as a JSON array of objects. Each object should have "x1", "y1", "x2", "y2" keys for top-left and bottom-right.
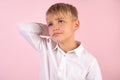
[{"x1": 52, "y1": 32, "x2": 62, "y2": 36}]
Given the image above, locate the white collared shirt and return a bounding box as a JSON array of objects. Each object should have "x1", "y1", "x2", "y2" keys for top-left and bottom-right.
[{"x1": 18, "y1": 23, "x2": 102, "y2": 80}]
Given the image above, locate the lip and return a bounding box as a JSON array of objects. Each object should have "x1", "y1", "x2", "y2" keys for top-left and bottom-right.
[{"x1": 52, "y1": 32, "x2": 62, "y2": 36}]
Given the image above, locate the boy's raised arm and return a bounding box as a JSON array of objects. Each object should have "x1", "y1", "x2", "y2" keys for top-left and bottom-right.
[{"x1": 18, "y1": 22, "x2": 49, "y2": 51}]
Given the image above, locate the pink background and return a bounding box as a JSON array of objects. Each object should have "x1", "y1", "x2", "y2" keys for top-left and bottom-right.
[{"x1": 0, "y1": 0, "x2": 120, "y2": 80}]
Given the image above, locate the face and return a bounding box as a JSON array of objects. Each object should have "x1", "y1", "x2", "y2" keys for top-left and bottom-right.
[{"x1": 46, "y1": 13, "x2": 79, "y2": 43}]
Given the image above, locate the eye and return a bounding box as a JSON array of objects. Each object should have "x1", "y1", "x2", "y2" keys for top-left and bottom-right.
[
  {"x1": 48, "y1": 23, "x2": 53, "y2": 27},
  {"x1": 58, "y1": 19, "x2": 64, "y2": 24}
]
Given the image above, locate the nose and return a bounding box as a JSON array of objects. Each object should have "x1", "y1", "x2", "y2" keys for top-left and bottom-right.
[{"x1": 53, "y1": 24, "x2": 60, "y2": 31}]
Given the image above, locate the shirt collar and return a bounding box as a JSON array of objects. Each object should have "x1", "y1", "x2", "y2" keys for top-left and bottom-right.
[
  {"x1": 72, "y1": 42, "x2": 84, "y2": 56},
  {"x1": 53, "y1": 41, "x2": 84, "y2": 57},
  {"x1": 53, "y1": 43, "x2": 58, "y2": 51}
]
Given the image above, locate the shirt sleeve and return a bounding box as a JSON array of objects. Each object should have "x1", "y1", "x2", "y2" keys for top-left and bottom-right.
[
  {"x1": 86, "y1": 59, "x2": 102, "y2": 80},
  {"x1": 17, "y1": 22, "x2": 49, "y2": 51}
]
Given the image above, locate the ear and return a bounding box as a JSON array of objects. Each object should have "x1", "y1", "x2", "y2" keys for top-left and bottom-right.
[{"x1": 74, "y1": 19, "x2": 80, "y2": 31}]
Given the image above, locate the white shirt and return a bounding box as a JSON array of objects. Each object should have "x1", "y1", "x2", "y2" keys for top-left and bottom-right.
[{"x1": 18, "y1": 23, "x2": 102, "y2": 80}]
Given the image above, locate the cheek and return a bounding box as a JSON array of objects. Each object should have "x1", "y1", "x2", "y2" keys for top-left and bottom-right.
[{"x1": 64, "y1": 27, "x2": 72, "y2": 33}]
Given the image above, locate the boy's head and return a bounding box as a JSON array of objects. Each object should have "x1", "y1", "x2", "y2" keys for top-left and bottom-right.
[
  {"x1": 46, "y1": 3, "x2": 80, "y2": 43},
  {"x1": 46, "y1": 3, "x2": 78, "y2": 21}
]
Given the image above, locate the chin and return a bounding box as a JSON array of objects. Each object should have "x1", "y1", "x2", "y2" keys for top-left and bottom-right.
[{"x1": 51, "y1": 38, "x2": 63, "y2": 43}]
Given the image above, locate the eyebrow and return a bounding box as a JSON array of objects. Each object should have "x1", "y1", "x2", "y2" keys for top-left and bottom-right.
[
  {"x1": 55, "y1": 17, "x2": 64, "y2": 20},
  {"x1": 47, "y1": 17, "x2": 65, "y2": 24}
]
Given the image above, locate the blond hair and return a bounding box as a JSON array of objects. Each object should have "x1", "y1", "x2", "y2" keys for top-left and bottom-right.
[{"x1": 46, "y1": 3, "x2": 78, "y2": 20}]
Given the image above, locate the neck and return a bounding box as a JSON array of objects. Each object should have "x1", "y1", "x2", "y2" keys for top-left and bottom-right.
[{"x1": 58, "y1": 40, "x2": 79, "y2": 53}]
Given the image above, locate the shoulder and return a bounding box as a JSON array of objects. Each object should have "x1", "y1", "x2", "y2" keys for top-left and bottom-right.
[
  {"x1": 81, "y1": 47, "x2": 96, "y2": 62},
  {"x1": 78, "y1": 45, "x2": 97, "y2": 69}
]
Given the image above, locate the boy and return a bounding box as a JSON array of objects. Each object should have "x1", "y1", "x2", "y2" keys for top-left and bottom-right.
[{"x1": 18, "y1": 3, "x2": 102, "y2": 80}]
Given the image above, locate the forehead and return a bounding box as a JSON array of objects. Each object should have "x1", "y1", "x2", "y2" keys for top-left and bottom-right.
[{"x1": 46, "y1": 12, "x2": 71, "y2": 22}]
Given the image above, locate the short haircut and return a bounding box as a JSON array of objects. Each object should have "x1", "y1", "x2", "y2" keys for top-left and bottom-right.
[{"x1": 46, "y1": 3, "x2": 78, "y2": 20}]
